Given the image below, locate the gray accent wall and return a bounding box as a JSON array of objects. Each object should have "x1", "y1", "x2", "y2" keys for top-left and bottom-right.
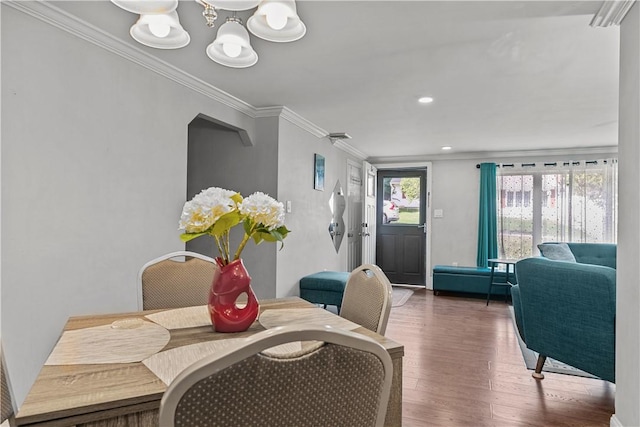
[{"x1": 185, "y1": 116, "x2": 279, "y2": 299}]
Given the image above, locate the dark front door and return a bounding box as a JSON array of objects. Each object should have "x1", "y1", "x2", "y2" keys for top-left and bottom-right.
[{"x1": 376, "y1": 169, "x2": 427, "y2": 286}]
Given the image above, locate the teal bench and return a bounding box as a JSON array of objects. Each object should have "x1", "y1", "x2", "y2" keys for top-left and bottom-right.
[
  {"x1": 299, "y1": 271, "x2": 350, "y2": 311},
  {"x1": 433, "y1": 265, "x2": 510, "y2": 297}
]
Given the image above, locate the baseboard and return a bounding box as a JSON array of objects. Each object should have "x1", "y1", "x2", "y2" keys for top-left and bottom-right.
[{"x1": 610, "y1": 414, "x2": 623, "y2": 427}]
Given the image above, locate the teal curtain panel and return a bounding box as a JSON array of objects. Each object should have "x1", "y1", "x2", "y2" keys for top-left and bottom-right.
[{"x1": 477, "y1": 163, "x2": 498, "y2": 268}]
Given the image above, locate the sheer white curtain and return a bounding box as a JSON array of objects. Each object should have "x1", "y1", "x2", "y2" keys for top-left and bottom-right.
[{"x1": 497, "y1": 159, "x2": 618, "y2": 259}]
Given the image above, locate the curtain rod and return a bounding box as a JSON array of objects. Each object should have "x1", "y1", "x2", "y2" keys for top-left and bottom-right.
[{"x1": 475, "y1": 160, "x2": 611, "y2": 169}]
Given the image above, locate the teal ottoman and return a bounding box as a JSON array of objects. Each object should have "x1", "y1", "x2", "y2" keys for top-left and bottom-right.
[
  {"x1": 433, "y1": 265, "x2": 509, "y2": 297},
  {"x1": 299, "y1": 271, "x2": 350, "y2": 311}
]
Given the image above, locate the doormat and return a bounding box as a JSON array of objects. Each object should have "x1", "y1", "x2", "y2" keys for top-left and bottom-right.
[
  {"x1": 391, "y1": 287, "x2": 414, "y2": 307},
  {"x1": 509, "y1": 307, "x2": 597, "y2": 379}
]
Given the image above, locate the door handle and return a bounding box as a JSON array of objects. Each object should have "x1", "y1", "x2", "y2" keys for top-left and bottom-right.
[{"x1": 347, "y1": 233, "x2": 354, "y2": 237}]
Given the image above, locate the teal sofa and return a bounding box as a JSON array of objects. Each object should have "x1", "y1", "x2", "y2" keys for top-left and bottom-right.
[{"x1": 511, "y1": 243, "x2": 616, "y2": 382}]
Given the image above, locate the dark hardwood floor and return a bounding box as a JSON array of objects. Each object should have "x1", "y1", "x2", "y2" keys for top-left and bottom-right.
[{"x1": 385, "y1": 289, "x2": 615, "y2": 427}]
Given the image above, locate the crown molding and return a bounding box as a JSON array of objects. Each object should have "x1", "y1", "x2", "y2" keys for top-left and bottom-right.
[
  {"x1": 5, "y1": 1, "x2": 360, "y2": 147},
  {"x1": 5, "y1": 1, "x2": 258, "y2": 117},
  {"x1": 368, "y1": 145, "x2": 618, "y2": 164},
  {"x1": 280, "y1": 107, "x2": 328, "y2": 139},
  {"x1": 253, "y1": 106, "x2": 287, "y2": 118},
  {"x1": 7, "y1": 0, "x2": 367, "y2": 158},
  {"x1": 254, "y1": 106, "x2": 366, "y2": 159},
  {"x1": 255, "y1": 106, "x2": 327, "y2": 138},
  {"x1": 590, "y1": 0, "x2": 636, "y2": 27},
  {"x1": 24, "y1": 2, "x2": 264, "y2": 118},
  {"x1": 332, "y1": 139, "x2": 367, "y2": 160}
]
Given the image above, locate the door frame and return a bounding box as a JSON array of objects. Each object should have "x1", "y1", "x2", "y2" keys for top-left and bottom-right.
[
  {"x1": 362, "y1": 160, "x2": 377, "y2": 266},
  {"x1": 371, "y1": 161, "x2": 433, "y2": 289},
  {"x1": 346, "y1": 158, "x2": 363, "y2": 271}
]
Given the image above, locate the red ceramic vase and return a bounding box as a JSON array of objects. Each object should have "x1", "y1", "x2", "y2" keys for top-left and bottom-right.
[{"x1": 209, "y1": 258, "x2": 260, "y2": 333}]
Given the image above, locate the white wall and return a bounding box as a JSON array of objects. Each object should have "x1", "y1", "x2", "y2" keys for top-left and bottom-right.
[
  {"x1": 1, "y1": 5, "x2": 359, "y2": 407},
  {"x1": 615, "y1": 3, "x2": 640, "y2": 425},
  {"x1": 275, "y1": 119, "x2": 359, "y2": 298},
  {"x1": 430, "y1": 158, "x2": 481, "y2": 267},
  {"x1": 1, "y1": 6, "x2": 255, "y2": 405},
  {"x1": 428, "y1": 152, "x2": 617, "y2": 271}
]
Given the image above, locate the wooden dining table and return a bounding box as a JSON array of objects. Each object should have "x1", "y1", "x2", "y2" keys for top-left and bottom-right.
[{"x1": 16, "y1": 297, "x2": 404, "y2": 427}]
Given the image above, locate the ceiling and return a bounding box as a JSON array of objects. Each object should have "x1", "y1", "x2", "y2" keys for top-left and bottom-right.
[{"x1": 53, "y1": 1, "x2": 620, "y2": 160}]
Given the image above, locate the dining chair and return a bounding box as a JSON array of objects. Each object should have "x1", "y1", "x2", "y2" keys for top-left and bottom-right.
[
  {"x1": 137, "y1": 251, "x2": 217, "y2": 310},
  {"x1": 159, "y1": 324, "x2": 392, "y2": 427},
  {"x1": 340, "y1": 264, "x2": 393, "y2": 335},
  {"x1": 1, "y1": 341, "x2": 15, "y2": 427}
]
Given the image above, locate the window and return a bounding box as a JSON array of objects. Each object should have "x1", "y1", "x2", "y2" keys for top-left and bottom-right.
[
  {"x1": 381, "y1": 176, "x2": 421, "y2": 225},
  {"x1": 497, "y1": 160, "x2": 617, "y2": 259}
]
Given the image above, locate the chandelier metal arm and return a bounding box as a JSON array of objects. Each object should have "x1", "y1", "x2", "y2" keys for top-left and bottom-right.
[{"x1": 199, "y1": 1, "x2": 218, "y2": 28}]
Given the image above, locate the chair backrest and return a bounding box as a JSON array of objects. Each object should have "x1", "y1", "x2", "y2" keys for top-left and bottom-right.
[
  {"x1": 1, "y1": 342, "x2": 15, "y2": 426},
  {"x1": 137, "y1": 251, "x2": 217, "y2": 310},
  {"x1": 159, "y1": 325, "x2": 392, "y2": 427},
  {"x1": 340, "y1": 264, "x2": 393, "y2": 335}
]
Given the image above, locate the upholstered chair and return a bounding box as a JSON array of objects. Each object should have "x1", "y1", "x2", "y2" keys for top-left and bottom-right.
[
  {"x1": 340, "y1": 264, "x2": 393, "y2": 335},
  {"x1": 159, "y1": 325, "x2": 393, "y2": 427},
  {"x1": 137, "y1": 251, "x2": 217, "y2": 310}
]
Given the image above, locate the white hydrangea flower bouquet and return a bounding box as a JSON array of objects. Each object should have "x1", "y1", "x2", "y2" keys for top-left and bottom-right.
[{"x1": 179, "y1": 187, "x2": 290, "y2": 266}]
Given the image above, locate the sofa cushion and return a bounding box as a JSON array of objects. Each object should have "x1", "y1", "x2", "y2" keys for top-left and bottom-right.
[
  {"x1": 567, "y1": 243, "x2": 617, "y2": 269},
  {"x1": 537, "y1": 243, "x2": 576, "y2": 262}
]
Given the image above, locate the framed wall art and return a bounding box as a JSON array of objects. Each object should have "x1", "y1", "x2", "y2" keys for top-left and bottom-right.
[{"x1": 314, "y1": 154, "x2": 325, "y2": 191}]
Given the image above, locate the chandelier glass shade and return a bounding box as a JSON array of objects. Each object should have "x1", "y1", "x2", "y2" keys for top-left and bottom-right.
[
  {"x1": 110, "y1": 0, "x2": 306, "y2": 68},
  {"x1": 246, "y1": 0, "x2": 306, "y2": 42},
  {"x1": 206, "y1": 17, "x2": 258, "y2": 68},
  {"x1": 130, "y1": 11, "x2": 191, "y2": 49}
]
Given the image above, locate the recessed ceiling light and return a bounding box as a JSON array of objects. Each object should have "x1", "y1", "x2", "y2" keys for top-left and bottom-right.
[
  {"x1": 418, "y1": 96, "x2": 434, "y2": 104},
  {"x1": 441, "y1": 146, "x2": 452, "y2": 150}
]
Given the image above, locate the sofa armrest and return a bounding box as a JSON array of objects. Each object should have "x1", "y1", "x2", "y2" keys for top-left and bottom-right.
[{"x1": 515, "y1": 257, "x2": 616, "y2": 382}]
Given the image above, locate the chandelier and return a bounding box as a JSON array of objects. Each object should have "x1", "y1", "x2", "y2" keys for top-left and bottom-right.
[{"x1": 110, "y1": 0, "x2": 306, "y2": 68}]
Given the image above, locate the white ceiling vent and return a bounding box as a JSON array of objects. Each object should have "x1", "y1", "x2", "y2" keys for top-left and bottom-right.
[{"x1": 327, "y1": 133, "x2": 352, "y2": 144}]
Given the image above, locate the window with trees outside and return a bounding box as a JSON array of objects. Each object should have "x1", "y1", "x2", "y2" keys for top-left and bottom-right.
[
  {"x1": 497, "y1": 160, "x2": 618, "y2": 260},
  {"x1": 381, "y1": 176, "x2": 421, "y2": 224}
]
